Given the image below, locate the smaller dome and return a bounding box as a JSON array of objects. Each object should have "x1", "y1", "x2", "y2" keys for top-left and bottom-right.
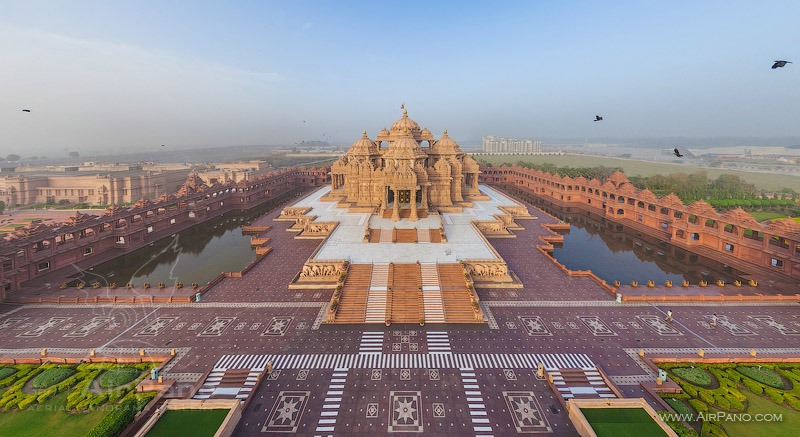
[
  {"x1": 379, "y1": 128, "x2": 390, "y2": 136},
  {"x1": 430, "y1": 130, "x2": 460, "y2": 155},
  {"x1": 346, "y1": 130, "x2": 380, "y2": 156},
  {"x1": 421, "y1": 127, "x2": 432, "y2": 136},
  {"x1": 383, "y1": 136, "x2": 426, "y2": 160}
]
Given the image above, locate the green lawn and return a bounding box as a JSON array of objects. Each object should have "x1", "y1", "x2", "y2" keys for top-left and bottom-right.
[
  {"x1": 749, "y1": 211, "x2": 791, "y2": 222},
  {"x1": 672, "y1": 367, "x2": 714, "y2": 387},
  {"x1": 580, "y1": 407, "x2": 669, "y2": 437},
  {"x1": 719, "y1": 390, "x2": 800, "y2": 437},
  {"x1": 479, "y1": 154, "x2": 800, "y2": 191},
  {"x1": 145, "y1": 409, "x2": 230, "y2": 437},
  {"x1": 98, "y1": 368, "x2": 141, "y2": 389},
  {"x1": 0, "y1": 392, "x2": 108, "y2": 437}
]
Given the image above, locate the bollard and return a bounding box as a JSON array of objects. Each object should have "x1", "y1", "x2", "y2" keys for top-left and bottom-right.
[
  {"x1": 170, "y1": 349, "x2": 176, "y2": 356},
  {"x1": 158, "y1": 376, "x2": 163, "y2": 383},
  {"x1": 638, "y1": 349, "x2": 645, "y2": 358},
  {"x1": 90, "y1": 349, "x2": 95, "y2": 357},
  {"x1": 656, "y1": 377, "x2": 663, "y2": 386},
  {"x1": 698, "y1": 349, "x2": 704, "y2": 357},
  {"x1": 40, "y1": 349, "x2": 47, "y2": 357},
  {"x1": 537, "y1": 364, "x2": 544, "y2": 379},
  {"x1": 750, "y1": 349, "x2": 757, "y2": 357},
  {"x1": 139, "y1": 349, "x2": 145, "y2": 357}
]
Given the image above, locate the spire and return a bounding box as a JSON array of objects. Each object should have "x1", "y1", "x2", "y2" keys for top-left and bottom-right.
[
  {"x1": 363, "y1": 130, "x2": 367, "y2": 136},
  {"x1": 402, "y1": 108, "x2": 408, "y2": 117}
]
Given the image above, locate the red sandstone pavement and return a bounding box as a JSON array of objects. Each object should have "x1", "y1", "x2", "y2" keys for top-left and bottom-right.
[{"x1": 1, "y1": 186, "x2": 800, "y2": 436}]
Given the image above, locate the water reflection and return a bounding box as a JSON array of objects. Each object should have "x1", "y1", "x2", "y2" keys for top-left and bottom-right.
[
  {"x1": 72, "y1": 193, "x2": 296, "y2": 286},
  {"x1": 511, "y1": 190, "x2": 747, "y2": 284}
]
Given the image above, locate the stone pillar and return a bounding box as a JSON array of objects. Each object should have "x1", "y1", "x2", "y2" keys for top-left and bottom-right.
[
  {"x1": 421, "y1": 186, "x2": 428, "y2": 210},
  {"x1": 409, "y1": 189, "x2": 418, "y2": 221},
  {"x1": 391, "y1": 188, "x2": 400, "y2": 222},
  {"x1": 472, "y1": 173, "x2": 478, "y2": 190}
]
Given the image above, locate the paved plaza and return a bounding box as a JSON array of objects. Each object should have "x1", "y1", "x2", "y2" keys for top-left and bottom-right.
[{"x1": 1, "y1": 186, "x2": 799, "y2": 436}]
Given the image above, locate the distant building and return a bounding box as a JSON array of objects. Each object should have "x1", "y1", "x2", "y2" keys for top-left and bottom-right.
[{"x1": 482, "y1": 136, "x2": 541, "y2": 154}]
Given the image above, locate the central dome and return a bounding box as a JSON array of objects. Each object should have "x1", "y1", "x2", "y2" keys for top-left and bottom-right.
[{"x1": 389, "y1": 109, "x2": 422, "y2": 135}]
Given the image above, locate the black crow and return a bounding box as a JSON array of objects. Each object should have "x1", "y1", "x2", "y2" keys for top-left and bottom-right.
[
  {"x1": 22, "y1": 109, "x2": 31, "y2": 112},
  {"x1": 673, "y1": 148, "x2": 683, "y2": 158},
  {"x1": 594, "y1": 115, "x2": 603, "y2": 122},
  {"x1": 772, "y1": 60, "x2": 792, "y2": 69}
]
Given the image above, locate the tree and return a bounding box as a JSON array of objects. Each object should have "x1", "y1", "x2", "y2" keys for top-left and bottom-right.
[
  {"x1": 6, "y1": 154, "x2": 20, "y2": 162},
  {"x1": 69, "y1": 151, "x2": 80, "y2": 159}
]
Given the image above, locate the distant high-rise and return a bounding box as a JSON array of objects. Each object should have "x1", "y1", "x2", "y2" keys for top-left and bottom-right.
[{"x1": 482, "y1": 136, "x2": 542, "y2": 154}]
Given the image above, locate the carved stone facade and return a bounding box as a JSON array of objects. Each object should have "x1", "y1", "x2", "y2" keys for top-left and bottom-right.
[{"x1": 329, "y1": 110, "x2": 481, "y2": 220}]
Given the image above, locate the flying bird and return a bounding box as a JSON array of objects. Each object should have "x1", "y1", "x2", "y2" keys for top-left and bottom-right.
[
  {"x1": 673, "y1": 148, "x2": 683, "y2": 158},
  {"x1": 22, "y1": 109, "x2": 31, "y2": 112},
  {"x1": 594, "y1": 115, "x2": 603, "y2": 122},
  {"x1": 772, "y1": 60, "x2": 792, "y2": 69}
]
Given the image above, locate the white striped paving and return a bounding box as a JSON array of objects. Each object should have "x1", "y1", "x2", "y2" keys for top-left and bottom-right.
[
  {"x1": 426, "y1": 331, "x2": 451, "y2": 353},
  {"x1": 359, "y1": 331, "x2": 384, "y2": 354},
  {"x1": 460, "y1": 368, "x2": 493, "y2": 435},
  {"x1": 211, "y1": 352, "x2": 593, "y2": 371},
  {"x1": 315, "y1": 368, "x2": 348, "y2": 435},
  {"x1": 421, "y1": 264, "x2": 445, "y2": 323}
]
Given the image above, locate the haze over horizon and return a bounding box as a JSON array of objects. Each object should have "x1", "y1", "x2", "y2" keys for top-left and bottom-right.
[{"x1": 2, "y1": 0, "x2": 799, "y2": 157}]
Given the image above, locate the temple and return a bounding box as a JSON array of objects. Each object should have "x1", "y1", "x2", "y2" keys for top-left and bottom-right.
[{"x1": 329, "y1": 110, "x2": 482, "y2": 220}]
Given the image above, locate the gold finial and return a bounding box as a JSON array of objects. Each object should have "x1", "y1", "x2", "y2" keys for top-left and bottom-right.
[
  {"x1": 403, "y1": 127, "x2": 408, "y2": 134},
  {"x1": 363, "y1": 130, "x2": 367, "y2": 136},
  {"x1": 403, "y1": 109, "x2": 407, "y2": 116},
  {"x1": 444, "y1": 129, "x2": 448, "y2": 135}
]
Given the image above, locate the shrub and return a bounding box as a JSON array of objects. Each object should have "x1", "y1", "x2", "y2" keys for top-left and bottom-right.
[
  {"x1": 86, "y1": 397, "x2": 139, "y2": 437},
  {"x1": 98, "y1": 368, "x2": 140, "y2": 388},
  {"x1": 682, "y1": 383, "x2": 699, "y2": 397},
  {"x1": 699, "y1": 390, "x2": 716, "y2": 405},
  {"x1": 714, "y1": 395, "x2": 731, "y2": 410},
  {"x1": 741, "y1": 377, "x2": 763, "y2": 395},
  {"x1": 785, "y1": 394, "x2": 800, "y2": 411},
  {"x1": 736, "y1": 366, "x2": 784, "y2": 389},
  {"x1": 32, "y1": 367, "x2": 76, "y2": 389},
  {"x1": 17, "y1": 396, "x2": 36, "y2": 410},
  {"x1": 764, "y1": 387, "x2": 785, "y2": 404},
  {"x1": 689, "y1": 399, "x2": 708, "y2": 414},
  {"x1": 701, "y1": 421, "x2": 728, "y2": 437}
]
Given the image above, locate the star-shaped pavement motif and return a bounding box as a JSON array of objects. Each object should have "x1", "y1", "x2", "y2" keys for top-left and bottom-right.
[
  {"x1": 394, "y1": 398, "x2": 416, "y2": 423},
  {"x1": 514, "y1": 398, "x2": 538, "y2": 424},
  {"x1": 273, "y1": 399, "x2": 299, "y2": 424}
]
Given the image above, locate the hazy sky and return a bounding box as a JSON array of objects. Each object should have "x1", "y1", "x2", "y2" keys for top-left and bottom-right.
[{"x1": 2, "y1": 1, "x2": 799, "y2": 155}]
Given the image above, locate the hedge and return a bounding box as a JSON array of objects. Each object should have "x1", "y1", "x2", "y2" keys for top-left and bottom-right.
[
  {"x1": 86, "y1": 397, "x2": 139, "y2": 437},
  {"x1": 701, "y1": 421, "x2": 729, "y2": 437},
  {"x1": 764, "y1": 387, "x2": 785, "y2": 404},
  {"x1": 688, "y1": 399, "x2": 708, "y2": 414}
]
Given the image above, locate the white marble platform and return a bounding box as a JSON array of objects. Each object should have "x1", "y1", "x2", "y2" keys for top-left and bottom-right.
[{"x1": 292, "y1": 185, "x2": 522, "y2": 264}]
